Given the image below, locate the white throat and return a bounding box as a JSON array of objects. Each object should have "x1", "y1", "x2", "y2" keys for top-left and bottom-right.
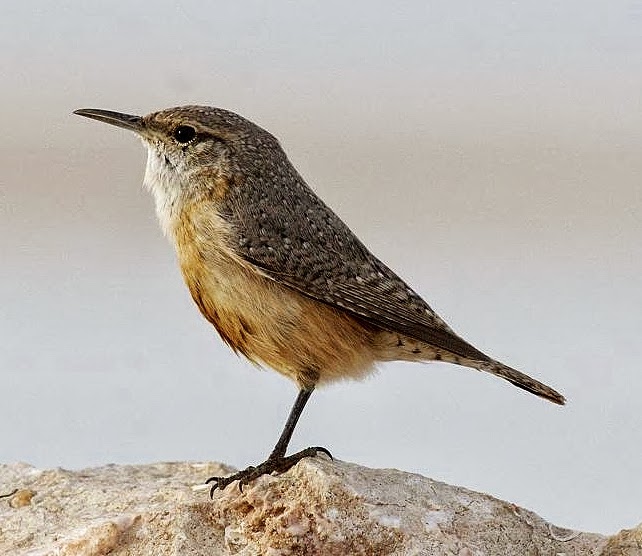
[{"x1": 143, "y1": 145, "x2": 182, "y2": 238}]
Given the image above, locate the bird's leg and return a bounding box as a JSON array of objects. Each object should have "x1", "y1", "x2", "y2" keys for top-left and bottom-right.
[{"x1": 206, "y1": 387, "x2": 332, "y2": 495}]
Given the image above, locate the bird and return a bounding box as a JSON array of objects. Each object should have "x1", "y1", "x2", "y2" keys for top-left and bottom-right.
[{"x1": 73, "y1": 105, "x2": 565, "y2": 494}]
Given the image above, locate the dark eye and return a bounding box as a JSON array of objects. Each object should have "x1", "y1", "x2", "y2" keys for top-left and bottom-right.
[{"x1": 173, "y1": 125, "x2": 196, "y2": 144}]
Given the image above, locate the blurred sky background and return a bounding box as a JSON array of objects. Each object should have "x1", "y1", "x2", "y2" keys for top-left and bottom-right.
[{"x1": 1, "y1": 1, "x2": 641, "y2": 535}]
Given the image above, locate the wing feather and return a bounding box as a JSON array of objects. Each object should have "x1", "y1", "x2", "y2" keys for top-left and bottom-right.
[{"x1": 220, "y1": 152, "x2": 491, "y2": 363}]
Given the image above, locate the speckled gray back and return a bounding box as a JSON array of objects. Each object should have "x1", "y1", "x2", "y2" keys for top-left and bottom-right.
[{"x1": 190, "y1": 109, "x2": 490, "y2": 362}]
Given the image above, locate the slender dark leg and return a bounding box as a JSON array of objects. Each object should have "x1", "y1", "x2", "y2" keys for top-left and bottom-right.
[
  {"x1": 268, "y1": 388, "x2": 313, "y2": 458},
  {"x1": 206, "y1": 388, "x2": 332, "y2": 495}
]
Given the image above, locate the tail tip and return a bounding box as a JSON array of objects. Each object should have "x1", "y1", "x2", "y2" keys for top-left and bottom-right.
[{"x1": 550, "y1": 391, "x2": 566, "y2": 406}]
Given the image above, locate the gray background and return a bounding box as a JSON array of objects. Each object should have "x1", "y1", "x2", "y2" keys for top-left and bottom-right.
[{"x1": 2, "y1": 1, "x2": 641, "y2": 535}]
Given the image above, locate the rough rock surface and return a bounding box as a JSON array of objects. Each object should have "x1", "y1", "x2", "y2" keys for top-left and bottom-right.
[{"x1": 0, "y1": 459, "x2": 638, "y2": 555}]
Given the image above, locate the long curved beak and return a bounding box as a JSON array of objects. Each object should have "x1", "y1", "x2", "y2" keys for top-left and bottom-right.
[{"x1": 73, "y1": 108, "x2": 144, "y2": 133}]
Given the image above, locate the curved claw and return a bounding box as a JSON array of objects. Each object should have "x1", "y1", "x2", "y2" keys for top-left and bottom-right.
[
  {"x1": 206, "y1": 475, "x2": 236, "y2": 497},
  {"x1": 206, "y1": 477, "x2": 221, "y2": 498},
  {"x1": 312, "y1": 446, "x2": 333, "y2": 460}
]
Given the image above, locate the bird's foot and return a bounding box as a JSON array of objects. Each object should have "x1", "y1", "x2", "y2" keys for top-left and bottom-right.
[{"x1": 206, "y1": 446, "x2": 332, "y2": 496}]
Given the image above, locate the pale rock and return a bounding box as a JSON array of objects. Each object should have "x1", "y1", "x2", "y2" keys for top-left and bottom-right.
[{"x1": 0, "y1": 459, "x2": 639, "y2": 555}]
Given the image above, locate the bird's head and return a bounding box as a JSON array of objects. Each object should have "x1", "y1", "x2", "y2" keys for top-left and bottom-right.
[{"x1": 74, "y1": 105, "x2": 282, "y2": 234}]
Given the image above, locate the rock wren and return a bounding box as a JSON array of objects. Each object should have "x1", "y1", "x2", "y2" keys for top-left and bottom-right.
[{"x1": 74, "y1": 105, "x2": 565, "y2": 493}]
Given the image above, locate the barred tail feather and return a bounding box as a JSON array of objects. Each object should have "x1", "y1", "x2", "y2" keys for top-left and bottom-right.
[{"x1": 473, "y1": 359, "x2": 566, "y2": 405}]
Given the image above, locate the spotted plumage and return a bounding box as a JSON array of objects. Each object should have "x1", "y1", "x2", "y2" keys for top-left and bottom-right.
[{"x1": 74, "y1": 105, "x2": 565, "y2": 492}]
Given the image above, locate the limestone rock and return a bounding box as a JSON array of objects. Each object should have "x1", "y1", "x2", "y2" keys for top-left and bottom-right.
[{"x1": 0, "y1": 459, "x2": 637, "y2": 555}]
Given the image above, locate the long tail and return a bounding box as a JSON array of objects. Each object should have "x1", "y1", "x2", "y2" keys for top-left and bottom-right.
[
  {"x1": 381, "y1": 332, "x2": 566, "y2": 404},
  {"x1": 471, "y1": 358, "x2": 566, "y2": 405}
]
